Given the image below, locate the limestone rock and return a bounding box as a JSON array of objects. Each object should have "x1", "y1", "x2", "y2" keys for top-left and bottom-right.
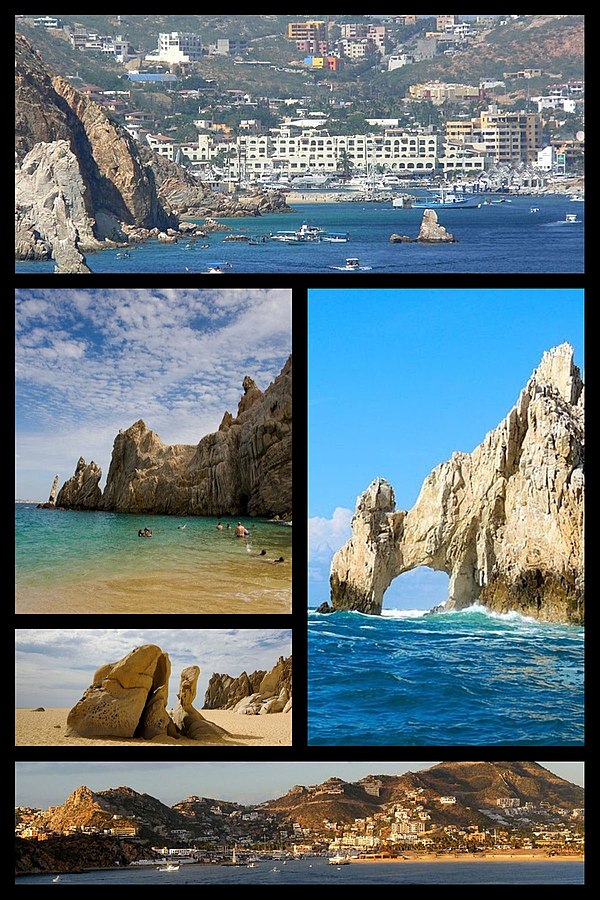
[
  {"x1": 57, "y1": 356, "x2": 292, "y2": 518},
  {"x1": 55, "y1": 457, "x2": 102, "y2": 510},
  {"x1": 48, "y1": 475, "x2": 60, "y2": 505},
  {"x1": 170, "y1": 666, "x2": 230, "y2": 741},
  {"x1": 137, "y1": 652, "x2": 178, "y2": 739},
  {"x1": 389, "y1": 233, "x2": 412, "y2": 243},
  {"x1": 66, "y1": 645, "x2": 169, "y2": 738},
  {"x1": 416, "y1": 209, "x2": 457, "y2": 242},
  {"x1": 330, "y1": 344, "x2": 584, "y2": 624},
  {"x1": 203, "y1": 670, "x2": 264, "y2": 710}
]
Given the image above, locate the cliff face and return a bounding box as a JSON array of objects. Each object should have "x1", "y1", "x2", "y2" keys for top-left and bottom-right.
[
  {"x1": 203, "y1": 655, "x2": 292, "y2": 714},
  {"x1": 57, "y1": 357, "x2": 292, "y2": 518},
  {"x1": 330, "y1": 344, "x2": 584, "y2": 624}
]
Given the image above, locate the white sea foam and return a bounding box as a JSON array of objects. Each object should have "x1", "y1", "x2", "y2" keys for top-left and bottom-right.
[{"x1": 381, "y1": 608, "x2": 429, "y2": 619}]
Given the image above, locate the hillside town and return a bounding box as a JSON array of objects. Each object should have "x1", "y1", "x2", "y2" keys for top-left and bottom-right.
[
  {"x1": 16, "y1": 15, "x2": 584, "y2": 195},
  {"x1": 15, "y1": 774, "x2": 584, "y2": 866}
]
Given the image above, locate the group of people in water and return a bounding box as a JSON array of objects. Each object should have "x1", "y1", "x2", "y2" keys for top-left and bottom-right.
[{"x1": 135, "y1": 520, "x2": 285, "y2": 563}]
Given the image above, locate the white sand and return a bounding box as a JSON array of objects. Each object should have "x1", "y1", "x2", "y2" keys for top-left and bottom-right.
[{"x1": 15, "y1": 708, "x2": 291, "y2": 746}]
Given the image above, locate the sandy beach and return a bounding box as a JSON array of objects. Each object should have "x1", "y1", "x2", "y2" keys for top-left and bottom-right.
[
  {"x1": 15, "y1": 708, "x2": 291, "y2": 747},
  {"x1": 351, "y1": 851, "x2": 583, "y2": 863}
]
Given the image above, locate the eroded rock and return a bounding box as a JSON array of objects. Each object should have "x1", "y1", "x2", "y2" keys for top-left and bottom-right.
[
  {"x1": 330, "y1": 344, "x2": 584, "y2": 624},
  {"x1": 66, "y1": 645, "x2": 168, "y2": 738},
  {"x1": 171, "y1": 666, "x2": 230, "y2": 741}
]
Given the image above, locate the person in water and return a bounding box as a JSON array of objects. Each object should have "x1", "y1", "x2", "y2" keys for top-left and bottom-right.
[
  {"x1": 216, "y1": 521, "x2": 224, "y2": 531},
  {"x1": 235, "y1": 522, "x2": 249, "y2": 537},
  {"x1": 138, "y1": 527, "x2": 153, "y2": 537}
]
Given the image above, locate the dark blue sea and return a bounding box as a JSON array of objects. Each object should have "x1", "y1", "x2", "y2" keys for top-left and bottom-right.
[
  {"x1": 15, "y1": 857, "x2": 584, "y2": 885},
  {"x1": 14, "y1": 195, "x2": 584, "y2": 274},
  {"x1": 308, "y1": 608, "x2": 584, "y2": 746}
]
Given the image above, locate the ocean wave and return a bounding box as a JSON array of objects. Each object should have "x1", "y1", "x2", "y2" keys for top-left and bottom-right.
[{"x1": 380, "y1": 608, "x2": 429, "y2": 619}]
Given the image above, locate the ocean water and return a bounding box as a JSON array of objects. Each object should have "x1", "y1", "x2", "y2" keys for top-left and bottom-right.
[
  {"x1": 14, "y1": 195, "x2": 583, "y2": 274},
  {"x1": 15, "y1": 504, "x2": 292, "y2": 615},
  {"x1": 15, "y1": 858, "x2": 584, "y2": 885},
  {"x1": 308, "y1": 607, "x2": 583, "y2": 745}
]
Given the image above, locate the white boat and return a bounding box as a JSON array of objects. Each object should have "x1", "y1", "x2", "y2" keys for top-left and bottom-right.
[
  {"x1": 156, "y1": 863, "x2": 180, "y2": 872},
  {"x1": 270, "y1": 222, "x2": 324, "y2": 243},
  {"x1": 565, "y1": 213, "x2": 579, "y2": 223},
  {"x1": 321, "y1": 232, "x2": 350, "y2": 243},
  {"x1": 328, "y1": 855, "x2": 351, "y2": 865},
  {"x1": 569, "y1": 195, "x2": 584, "y2": 202},
  {"x1": 329, "y1": 258, "x2": 372, "y2": 272},
  {"x1": 530, "y1": 207, "x2": 539, "y2": 213},
  {"x1": 52, "y1": 875, "x2": 61, "y2": 882}
]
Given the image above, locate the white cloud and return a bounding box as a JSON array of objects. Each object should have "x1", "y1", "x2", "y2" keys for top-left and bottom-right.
[
  {"x1": 308, "y1": 507, "x2": 352, "y2": 603},
  {"x1": 15, "y1": 629, "x2": 292, "y2": 709},
  {"x1": 15, "y1": 289, "x2": 291, "y2": 498}
]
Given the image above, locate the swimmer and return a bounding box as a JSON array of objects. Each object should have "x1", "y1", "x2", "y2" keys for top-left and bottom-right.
[
  {"x1": 177, "y1": 524, "x2": 187, "y2": 530},
  {"x1": 216, "y1": 521, "x2": 224, "y2": 531}
]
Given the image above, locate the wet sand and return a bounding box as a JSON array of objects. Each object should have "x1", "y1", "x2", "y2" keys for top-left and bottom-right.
[{"x1": 15, "y1": 708, "x2": 292, "y2": 746}]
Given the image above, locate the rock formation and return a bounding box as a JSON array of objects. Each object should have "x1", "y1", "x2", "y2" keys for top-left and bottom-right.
[
  {"x1": 329, "y1": 344, "x2": 584, "y2": 624},
  {"x1": 170, "y1": 666, "x2": 230, "y2": 740},
  {"x1": 55, "y1": 458, "x2": 102, "y2": 510},
  {"x1": 15, "y1": 33, "x2": 290, "y2": 269},
  {"x1": 66, "y1": 645, "x2": 171, "y2": 738},
  {"x1": 56, "y1": 356, "x2": 292, "y2": 518},
  {"x1": 416, "y1": 208, "x2": 457, "y2": 242},
  {"x1": 203, "y1": 656, "x2": 292, "y2": 715},
  {"x1": 389, "y1": 209, "x2": 456, "y2": 245}
]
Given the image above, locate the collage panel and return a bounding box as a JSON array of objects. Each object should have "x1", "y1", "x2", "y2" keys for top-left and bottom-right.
[
  {"x1": 307, "y1": 288, "x2": 584, "y2": 747},
  {"x1": 15, "y1": 287, "x2": 292, "y2": 616},
  {"x1": 15, "y1": 760, "x2": 584, "y2": 884}
]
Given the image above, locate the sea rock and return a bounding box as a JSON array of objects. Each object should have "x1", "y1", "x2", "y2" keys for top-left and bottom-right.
[
  {"x1": 330, "y1": 344, "x2": 584, "y2": 625},
  {"x1": 416, "y1": 208, "x2": 457, "y2": 242},
  {"x1": 170, "y1": 666, "x2": 231, "y2": 741},
  {"x1": 389, "y1": 233, "x2": 412, "y2": 243},
  {"x1": 48, "y1": 475, "x2": 60, "y2": 505},
  {"x1": 55, "y1": 457, "x2": 102, "y2": 510},
  {"x1": 57, "y1": 356, "x2": 292, "y2": 518},
  {"x1": 15, "y1": 141, "x2": 94, "y2": 273},
  {"x1": 315, "y1": 601, "x2": 334, "y2": 613},
  {"x1": 66, "y1": 645, "x2": 169, "y2": 738}
]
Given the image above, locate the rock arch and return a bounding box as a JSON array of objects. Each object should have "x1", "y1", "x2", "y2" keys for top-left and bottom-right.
[{"x1": 329, "y1": 345, "x2": 584, "y2": 625}]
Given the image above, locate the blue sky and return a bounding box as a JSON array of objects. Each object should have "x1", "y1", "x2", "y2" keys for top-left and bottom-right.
[
  {"x1": 15, "y1": 289, "x2": 291, "y2": 501},
  {"x1": 15, "y1": 762, "x2": 584, "y2": 809},
  {"x1": 15, "y1": 629, "x2": 291, "y2": 709},
  {"x1": 308, "y1": 288, "x2": 584, "y2": 608}
]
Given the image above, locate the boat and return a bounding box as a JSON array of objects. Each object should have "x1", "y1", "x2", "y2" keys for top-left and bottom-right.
[
  {"x1": 156, "y1": 863, "x2": 180, "y2": 872},
  {"x1": 321, "y1": 232, "x2": 350, "y2": 243},
  {"x1": 569, "y1": 195, "x2": 584, "y2": 202},
  {"x1": 52, "y1": 875, "x2": 61, "y2": 882},
  {"x1": 247, "y1": 862, "x2": 258, "y2": 868},
  {"x1": 530, "y1": 207, "x2": 539, "y2": 213},
  {"x1": 116, "y1": 250, "x2": 131, "y2": 259},
  {"x1": 410, "y1": 185, "x2": 478, "y2": 209},
  {"x1": 565, "y1": 213, "x2": 579, "y2": 223},
  {"x1": 269, "y1": 222, "x2": 324, "y2": 243},
  {"x1": 329, "y1": 258, "x2": 372, "y2": 272},
  {"x1": 328, "y1": 855, "x2": 351, "y2": 865}
]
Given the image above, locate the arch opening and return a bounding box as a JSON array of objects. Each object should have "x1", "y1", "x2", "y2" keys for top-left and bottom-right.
[{"x1": 381, "y1": 566, "x2": 450, "y2": 613}]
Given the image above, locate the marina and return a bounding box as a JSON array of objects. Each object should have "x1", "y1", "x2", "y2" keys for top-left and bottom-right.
[{"x1": 15, "y1": 195, "x2": 584, "y2": 274}]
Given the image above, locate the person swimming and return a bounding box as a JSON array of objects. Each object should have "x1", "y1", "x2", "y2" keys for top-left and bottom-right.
[{"x1": 138, "y1": 527, "x2": 153, "y2": 537}]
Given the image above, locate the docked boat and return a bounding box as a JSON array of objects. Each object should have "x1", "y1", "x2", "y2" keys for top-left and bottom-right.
[
  {"x1": 156, "y1": 863, "x2": 180, "y2": 872},
  {"x1": 328, "y1": 854, "x2": 351, "y2": 865}
]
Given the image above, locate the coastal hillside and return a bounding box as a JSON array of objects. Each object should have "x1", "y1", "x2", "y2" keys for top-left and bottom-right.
[
  {"x1": 55, "y1": 356, "x2": 292, "y2": 519},
  {"x1": 15, "y1": 834, "x2": 150, "y2": 874},
  {"x1": 260, "y1": 762, "x2": 584, "y2": 828}
]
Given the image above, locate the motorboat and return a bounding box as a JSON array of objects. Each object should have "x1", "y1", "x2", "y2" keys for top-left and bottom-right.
[
  {"x1": 328, "y1": 854, "x2": 351, "y2": 865},
  {"x1": 321, "y1": 232, "x2": 350, "y2": 243},
  {"x1": 530, "y1": 207, "x2": 539, "y2": 213},
  {"x1": 565, "y1": 213, "x2": 579, "y2": 223},
  {"x1": 343, "y1": 257, "x2": 360, "y2": 270},
  {"x1": 116, "y1": 250, "x2": 131, "y2": 259},
  {"x1": 270, "y1": 222, "x2": 324, "y2": 243},
  {"x1": 156, "y1": 863, "x2": 180, "y2": 872}
]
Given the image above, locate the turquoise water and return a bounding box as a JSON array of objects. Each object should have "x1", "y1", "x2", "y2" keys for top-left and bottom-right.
[
  {"x1": 14, "y1": 196, "x2": 584, "y2": 274},
  {"x1": 308, "y1": 608, "x2": 584, "y2": 745},
  {"x1": 15, "y1": 858, "x2": 584, "y2": 885},
  {"x1": 15, "y1": 504, "x2": 292, "y2": 615}
]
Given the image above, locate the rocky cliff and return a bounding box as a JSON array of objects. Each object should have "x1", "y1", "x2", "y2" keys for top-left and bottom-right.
[
  {"x1": 15, "y1": 834, "x2": 151, "y2": 875},
  {"x1": 329, "y1": 344, "x2": 584, "y2": 624},
  {"x1": 203, "y1": 655, "x2": 292, "y2": 714},
  {"x1": 15, "y1": 33, "x2": 290, "y2": 270},
  {"x1": 56, "y1": 357, "x2": 292, "y2": 518}
]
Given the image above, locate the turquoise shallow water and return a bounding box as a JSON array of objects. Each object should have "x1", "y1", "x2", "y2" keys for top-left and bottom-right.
[
  {"x1": 308, "y1": 607, "x2": 584, "y2": 746},
  {"x1": 15, "y1": 504, "x2": 292, "y2": 614},
  {"x1": 15, "y1": 195, "x2": 584, "y2": 274},
  {"x1": 15, "y1": 858, "x2": 584, "y2": 885}
]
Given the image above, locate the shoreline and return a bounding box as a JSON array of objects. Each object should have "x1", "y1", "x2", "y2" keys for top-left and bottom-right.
[
  {"x1": 351, "y1": 852, "x2": 583, "y2": 864},
  {"x1": 15, "y1": 708, "x2": 291, "y2": 747}
]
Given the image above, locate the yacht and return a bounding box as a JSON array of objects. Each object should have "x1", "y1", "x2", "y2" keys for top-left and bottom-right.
[
  {"x1": 328, "y1": 854, "x2": 351, "y2": 865},
  {"x1": 156, "y1": 863, "x2": 180, "y2": 872}
]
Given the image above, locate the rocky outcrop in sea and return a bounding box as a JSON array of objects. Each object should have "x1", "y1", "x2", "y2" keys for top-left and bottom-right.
[
  {"x1": 203, "y1": 655, "x2": 292, "y2": 715},
  {"x1": 15, "y1": 33, "x2": 290, "y2": 271},
  {"x1": 390, "y1": 208, "x2": 456, "y2": 244},
  {"x1": 54, "y1": 357, "x2": 292, "y2": 518},
  {"x1": 329, "y1": 343, "x2": 584, "y2": 624}
]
